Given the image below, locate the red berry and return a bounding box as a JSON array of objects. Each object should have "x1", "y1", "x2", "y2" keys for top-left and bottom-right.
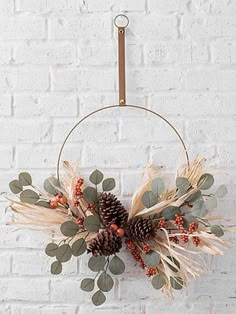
[
  {"x1": 146, "y1": 267, "x2": 157, "y2": 277},
  {"x1": 180, "y1": 229, "x2": 189, "y2": 243},
  {"x1": 110, "y1": 224, "x2": 118, "y2": 232},
  {"x1": 192, "y1": 236, "x2": 200, "y2": 246},
  {"x1": 116, "y1": 228, "x2": 125, "y2": 237},
  {"x1": 143, "y1": 243, "x2": 151, "y2": 254},
  {"x1": 170, "y1": 235, "x2": 179, "y2": 244},
  {"x1": 50, "y1": 200, "x2": 58, "y2": 209},
  {"x1": 158, "y1": 219, "x2": 168, "y2": 229},
  {"x1": 76, "y1": 217, "x2": 84, "y2": 227},
  {"x1": 126, "y1": 239, "x2": 135, "y2": 250},
  {"x1": 59, "y1": 195, "x2": 68, "y2": 204},
  {"x1": 189, "y1": 221, "x2": 198, "y2": 234},
  {"x1": 174, "y1": 214, "x2": 184, "y2": 227}
]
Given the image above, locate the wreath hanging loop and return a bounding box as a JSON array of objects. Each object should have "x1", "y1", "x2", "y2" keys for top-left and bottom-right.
[{"x1": 56, "y1": 15, "x2": 190, "y2": 180}]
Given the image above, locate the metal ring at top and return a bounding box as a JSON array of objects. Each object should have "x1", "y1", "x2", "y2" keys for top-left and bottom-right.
[{"x1": 114, "y1": 14, "x2": 129, "y2": 29}]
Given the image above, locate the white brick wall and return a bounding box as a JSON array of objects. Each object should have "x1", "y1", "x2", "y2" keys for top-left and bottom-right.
[{"x1": 0, "y1": 0, "x2": 236, "y2": 313}]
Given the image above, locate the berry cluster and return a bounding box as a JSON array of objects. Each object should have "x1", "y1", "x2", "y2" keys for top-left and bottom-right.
[
  {"x1": 170, "y1": 235, "x2": 179, "y2": 244},
  {"x1": 146, "y1": 267, "x2": 157, "y2": 277},
  {"x1": 192, "y1": 236, "x2": 200, "y2": 246},
  {"x1": 50, "y1": 193, "x2": 68, "y2": 209},
  {"x1": 174, "y1": 214, "x2": 184, "y2": 227},
  {"x1": 181, "y1": 229, "x2": 189, "y2": 243},
  {"x1": 86, "y1": 203, "x2": 96, "y2": 211},
  {"x1": 189, "y1": 221, "x2": 197, "y2": 233},
  {"x1": 158, "y1": 219, "x2": 168, "y2": 229},
  {"x1": 125, "y1": 239, "x2": 135, "y2": 250},
  {"x1": 73, "y1": 178, "x2": 84, "y2": 206},
  {"x1": 76, "y1": 217, "x2": 84, "y2": 227},
  {"x1": 143, "y1": 243, "x2": 151, "y2": 254}
]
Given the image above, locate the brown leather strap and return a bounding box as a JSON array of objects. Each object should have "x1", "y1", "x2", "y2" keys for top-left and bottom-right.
[{"x1": 118, "y1": 27, "x2": 126, "y2": 106}]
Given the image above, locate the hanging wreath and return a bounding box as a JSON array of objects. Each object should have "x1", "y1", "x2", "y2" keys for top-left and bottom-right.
[
  {"x1": 2, "y1": 14, "x2": 234, "y2": 306},
  {"x1": 5, "y1": 158, "x2": 232, "y2": 305}
]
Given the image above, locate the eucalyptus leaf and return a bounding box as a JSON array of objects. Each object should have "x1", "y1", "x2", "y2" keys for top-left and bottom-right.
[
  {"x1": 183, "y1": 215, "x2": 198, "y2": 230},
  {"x1": 170, "y1": 277, "x2": 183, "y2": 290},
  {"x1": 167, "y1": 256, "x2": 180, "y2": 272},
  {"x1": 88, "y1": 256, "x2": 106, "y2": 272},
  {"x1": 187, "y1": 190, "x2": 201, "y2": 203},
  {"x1": 192, "y1": 200, "x2": 208, "y2": 217},
  {"x1": 80, "y1": 278, "x2": 95, "y2": 292},
  {"x1": 151, "y1": 177, "x2": 165, "y2": 195},
  {"x1": 143, "y1": 250, "x2": 160, "y2": 268},
  {"x1": 215, "y1": 185, "x2": 228, "y2": 198},
  {"x1": 60, "y1": 221, "x2": 80, "y2": 237},
  {"x1": 92, "y1": 290, "x2": 106, "y2": 306},
  {"x1": 83, "y1": 187, "x2": 97, "y2": 205},
  {"x1": 20, "y1": 189, "x2": 39, "y2": 204},
  {"x1": 84, "y1": 215, "x2": 100, "y2": 232},
  {"x1": 162, "y1": 206, "x2": 181, "y2": 220},
  {"x1": 151, "y1": 275, "x2": 165, "y2": 289},
  {"x1": 72, "y1": 239, "x2": 87, "y2": 256},
  {"x1": 56, "y1": 244, "x2": 72, "y2": 263},
  {"x1": 97, "y1": 272, "x2": 114, "y2": 292},
  {"x1": 108, "y1": 255, "x2": 125, "y2": 275},
  {"x1": 45, "y1": 242, "x2": 58, "y2": 257},
  {"x1": 211, "y1": 225, "x2": 224, "y2": 237},
  {"x1": 36, "y1": 200, "x2": 51, "y2": 208},
  {"x1": 9, "y1": 180, "x2": 23, "y2": 194},
  {"x1": 205, "y1": 196, "x2": 217, "y2": 210},
  {"x1": 102, "y1": 178, "x2": 116, "y2": 191},
  {"x1": 142, "y1": 191, "x2": 158, "y2": 208},
  {"x1": 198, "y1": 173, "x2": 214, "y2": 190},
  {"x1": 176, "y1": 177, "x2": 190, "y2": 192},
  {"x1": 19, "y1": 172, "x2": 32, "y2": 186},
  {"x1": 51, "y1": 261, "x2": 62, "y2": 275},
  {"x1": 89, "y1": 169, "x2": 104, "y2": 185},
  {"x1": 44, "y1": 177, "x2": 60, "y2": 195}
]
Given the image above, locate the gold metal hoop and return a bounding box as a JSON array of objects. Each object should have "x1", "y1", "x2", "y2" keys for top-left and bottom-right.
[{"x1": 56, "y1": 105, "x2": 190, "y2": 181}]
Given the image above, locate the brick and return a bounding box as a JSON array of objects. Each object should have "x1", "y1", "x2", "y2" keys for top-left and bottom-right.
[
  {"x1": 150, "y1": 93, "x2": 221, "y2": 117},
  {"x1": 148, "y1": 0, "x2": 189, "y2": 14},
  {"x1": 53, "y1": 118, "x2": 118, "y2": 143},
  {"x1": 0, "y1": 0, "x2": 14, "y2": 15},
  {"x1": 14, "y1": 43, "x2": 76, "y2": 65},
  {"x1": 13, "y1": 94, "x2": 77, "y2": 117},
  {"x1": 12, "y1": 305, "x2": 78, "y2": 314},
  {"x1": 120, "y1": 118, "x2": 184, "y2": 143},
  {"x1": 82, "y1": 144, "x2": 148, "y2": 168},
  {"x1": 219, "y1": 144, "x2": 236, "y2": 168},
  {"x1": 128, "y1": 69, "x2": 182, "y2": 92},
  {"x1": 0, "y1": 44, "x2": 12, "y2": 65},
  {"x1": 50, "y1": 278, "x2": 85, "y2": 302},
  {"x1": 0, "y1": 119, "x2": 51, "y2": 143},
  {"x1": 0, "y1": 146, "x2": 13, "y2": 168},
  {"x1": 211, "y1": 40, "x2": 231, "y2": 64},
  {"x1": 52, "y1": 68, "x2": 115, "y2": 92},
  {"x1": 16, "y1": 0, "x2": 80, "y2": 14},
  {"x1": 131, "y1": 14, "x2": 178, "y2": 40},
  {"x1": 186, "y1": 119, "x2": 218, "y2": 143},
  {"x1": 0, "y1": 305, "x2": 11, "y2": 314},
  {"x1": 0, "y1": 17, "x2": 46, "y2": 40},
  {"x1": 211, "y1": 0, "x2": 236, "y2": 15},
  {"x1": 192, "y1": 42, "x2": 210, "y2": 63},
  {"x1": 13, "y1": 68, "x2": 49, "y2": 91},
  {"x1": 0, "y1": 278, "x2": 50, "y2": 302},
  {"x1": 50, "y1": 14, "x2": 111, "y2": 40},
  {"x1": 223, "y1": 17, "x2": 236, "y2": 38},
  {"x1": 145, "y1": 41, "x2": 191, "y2": 64},
  {"x1": 0, "y1": 95, "x2": 12, "y2": 116},
  {"x1": 0, "y1": 69, "x2": 13, "y2": 91},
  {"x1": 183, "y1": 17, "x2": 223, "y2": 40},
  {"x1": 15, "y1": 144, "x2": 81, "y2": 169},
  {"x1": 0, "y1": 253, "x2": 11, "y2": 275},
  {"x1": 0, "y1": 226, "x2": 50, "y2": 249}
]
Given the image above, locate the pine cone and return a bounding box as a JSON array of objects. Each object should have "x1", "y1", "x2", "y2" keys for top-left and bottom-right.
[
  {"x1": 99, "y1": 193, "x2": 128, "y2": 228},
  {"x1": 126, "y1": 217, "x2": 156, "y2": 242},
  {"x1": 88, "y1": 230, "x2": 122, "y2": 256}
]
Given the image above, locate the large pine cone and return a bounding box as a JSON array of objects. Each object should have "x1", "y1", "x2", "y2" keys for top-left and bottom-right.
[
  {"x1": 126, "y1": 217, "x2": 156, "y2": 242},
  {"x1": 88, "y1": 230, "x2": 122, "y2": 256},
  {"x1": 99, "y1": 193, "x2": 128, "y2": 228}
]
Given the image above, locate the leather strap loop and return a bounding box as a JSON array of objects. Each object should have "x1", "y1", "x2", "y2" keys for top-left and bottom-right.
[{"x1": 118, "y1": 27, "x2": 126, "y2": 106}]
